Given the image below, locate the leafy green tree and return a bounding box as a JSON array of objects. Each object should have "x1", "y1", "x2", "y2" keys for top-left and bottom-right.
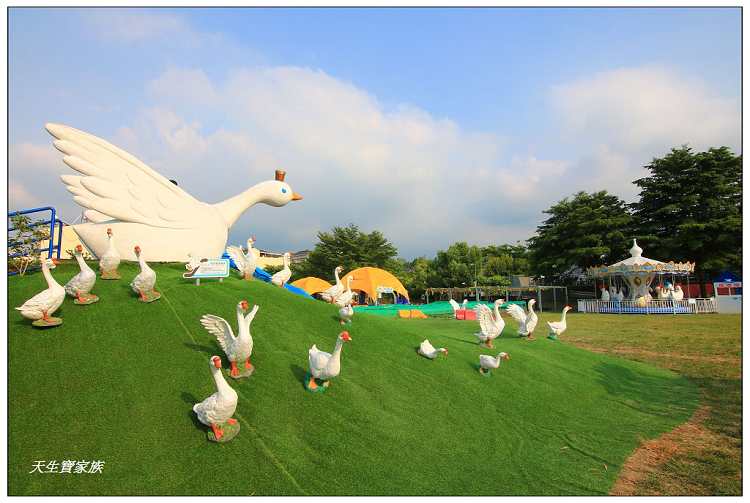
[
  {"x1": 295, "y1": 224, "x2": 398, "y2": 282},
  {"x1": 8, "y1": 214, "x2": 50, "y2": 276},
  {"x1": 631, "y1": 146, "x2": 742, "y2": 291},
  {"x1": 528, "y1": 191, "x2": 633, "y2": 280}
]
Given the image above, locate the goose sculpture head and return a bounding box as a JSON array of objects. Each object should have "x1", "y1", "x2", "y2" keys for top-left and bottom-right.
[{"x1": 212, "y1": 355, "x2": 223, "y2": 369}]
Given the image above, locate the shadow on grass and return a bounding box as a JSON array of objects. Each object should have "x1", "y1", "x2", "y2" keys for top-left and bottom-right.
[
  {"x1": 290, "y1": 364, "x2": 308, "y2": 389},
  {"x1": 595, "y1": 362, "x2": 699, "y2": 418},
  {"x1": 181, "y1": 392, "x2": 207, "y2": 431},
  {"x1": 184, "y1": 342, "x2": 217, "y2": 357},
  {"x1": 441, "y1": 335, "x2": 478, "y2": 346}
]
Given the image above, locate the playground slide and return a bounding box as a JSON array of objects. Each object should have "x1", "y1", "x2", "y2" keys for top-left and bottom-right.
[{"x1": 222, "y1": 252, "x2": 313, "y2": 299}]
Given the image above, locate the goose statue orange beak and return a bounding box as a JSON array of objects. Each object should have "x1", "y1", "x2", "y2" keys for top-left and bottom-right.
[
  {"x1": 212, "y1": 356, "x2": 222, "y2": 369},
  {"x1": 292, "y1": 193, "x2": 303, "y2": 201}
]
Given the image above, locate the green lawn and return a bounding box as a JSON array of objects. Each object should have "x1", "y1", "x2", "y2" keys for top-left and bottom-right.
[
  {"x1": 9, "y1": 262, "x2": 701, "y2": 495},
  {"x1": 564, "y1": 313, "x2": 742, "y2": 495}
]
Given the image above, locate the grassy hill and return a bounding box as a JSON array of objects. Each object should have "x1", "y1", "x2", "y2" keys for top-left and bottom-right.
[{"x1": 8, "y1": 262, "x2": 700, "y2": 495}]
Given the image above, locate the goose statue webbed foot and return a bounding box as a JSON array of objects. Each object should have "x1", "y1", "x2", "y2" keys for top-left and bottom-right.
[
  {"x1": 307, "y1": 375, "x2": 318, "y2": 390},
  {"x1": 210, "y1": 424, "x2": 224, "y2": 441},
  {"x1": 230, "y1": 361, "x2": 240, "y2": 377},
  {"x1": 244, "y1": 358, "x2": 253, "y2": 370}
]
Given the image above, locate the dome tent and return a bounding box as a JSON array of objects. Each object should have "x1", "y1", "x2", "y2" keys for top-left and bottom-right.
[
  {"x1": 341, "y1": 267, "x2": 409, "y2": 304},
  {"x1": 290, "y1": 277, "x2": 333, "y2": 296}
]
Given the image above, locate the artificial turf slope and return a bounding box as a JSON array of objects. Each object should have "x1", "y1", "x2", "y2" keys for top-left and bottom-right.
[{"x1": 8, "y1": 262, "x2": 699, "y2": 495}]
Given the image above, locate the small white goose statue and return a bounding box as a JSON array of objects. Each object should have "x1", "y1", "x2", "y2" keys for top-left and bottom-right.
[
  {"x1": 193, "y1": 356, "x2": 239, "y2": 442},
  {"x1": 479, "y1": 352, "x2": 510, "y2": 375},
  {"x1": 474, "y1": 299, "x2": 505, "y2": 348},
  {"x1": 99, "y1": 227, "x2": 121, "y2": 279},
  {"x1": 547, "y1": 305, "x2": 572, "y2": 340},
  {"x1": 506, "y1": 299, "x2": 538, "y2": 339},
  {"x1": 339, "y1": 304, "x2": 354, "y2": 325},
  {"x1": 200, "y1": 300, "x2": 259, "y2": 378},
  {"x1": 307, "y1": 331, "x2": 352, "y2": 391},
  {"x1": 319, "y1": 266, "x2": 344, "y2": 303},
  {"x1": 64, "y1": 244, "x2": 98, "y2": 304},
  {"x1": 418, "y1": 339, "x2": 448, "y2": 359},
  {"x1": 15, "y1": 253, "x2": 65, "y2": 326},
  {"x1": 333, "y1": 276, "x2": 356, "y2": 308},
  {"x1": 130, "y1": 246, "x2": 160, "y2": 302},
  {"x1": 271, "y1": 252, "x2": 292, "y2": 287},
  {"x1": 226, "y1": 236, "x2": 257, "y2": 280}
]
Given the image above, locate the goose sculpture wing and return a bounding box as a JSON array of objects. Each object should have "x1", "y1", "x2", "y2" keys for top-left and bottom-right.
[
  {"x1": 506, "y1": 303, "x2": 527, "y2": 327},
  {"x1": 47, "y1": 123, "x2": 204, "y2": 229},
  {"x1": 449, "y1": 299, "x2": 460, "y2": 312},
  {"x1": 475, "y1": 304, "x2": 497, "y2": 336},
  {"x1": 226, "y1": 246, "x2": 249, "y2": 274},
  {"x1": 200, "y1": 314, "x2": 236, "y2": 354}
]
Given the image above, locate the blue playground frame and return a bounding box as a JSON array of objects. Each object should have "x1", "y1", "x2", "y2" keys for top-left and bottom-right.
[{"x1": 8, "y1": 206, "x2": 63, "y2": 276}]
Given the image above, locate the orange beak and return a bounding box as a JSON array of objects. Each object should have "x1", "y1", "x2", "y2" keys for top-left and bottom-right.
[
  {"x1": 213, "y1": 357, "x2": 222, "y2": 369},
  {"x1": 292, "y1": 193, "x2": 303, "y2": 201}
]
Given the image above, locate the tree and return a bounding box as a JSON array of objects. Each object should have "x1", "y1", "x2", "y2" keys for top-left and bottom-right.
[
  {"x1": 631, "y1": 146, "x2": 742, "y2": 292},
  {"x1": 8, "y1": 214, "x2": 50, "y2": 276},
  {"x1": 294, "y1": 224, "x2": 399, "y2": 282},
  {"x1": 528, "y1": 191, "x2": 633, "y2": 281}
]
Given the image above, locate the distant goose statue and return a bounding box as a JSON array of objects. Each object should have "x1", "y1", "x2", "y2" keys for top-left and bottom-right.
[
  {"x1": 64, "y1": 244, "x2": 98, "y2": 304},
  {"x1": 271, "y1": 252, "x2": 292, "y2": 287},
  {"x1": 226, "y1": 236, "x2": 257, "y2": 280},
  {"x1": 45, "y1": 123, "x2": 302, "y2": 262}
]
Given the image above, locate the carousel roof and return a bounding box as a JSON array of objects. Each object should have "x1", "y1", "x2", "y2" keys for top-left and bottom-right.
[
  {"x1": 608, "y1": 239, "x2": 664, "y2": 267},
  {"x1": 587, "y1": 239, "x2": 695, "y2": 277}
]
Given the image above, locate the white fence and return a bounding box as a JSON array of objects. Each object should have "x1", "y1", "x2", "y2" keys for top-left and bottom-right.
[{"x1": 577, "y1": 298, "x2": 717, "y2": 314}]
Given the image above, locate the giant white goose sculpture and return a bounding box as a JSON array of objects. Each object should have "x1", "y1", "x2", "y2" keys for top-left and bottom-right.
[
  {"x1": 226, "y1": 236, "x2": 257, "y2": 280},
  {"x1": 64, "y1": 244, "x2": 98, "y2": 304},
  {"x1": 319, "y1": 266, "x2": 344, "y2": 303},
  {"x1": 45, "y1": 123, "x2": 302, "y2": 262},
  {"x1": 15, "y1": 253, "x2": 66, "y2": 326},
  {"x1": 506, "y1": 299, "x2": 538, "y2": 339},
  {"x1": 193, "y1": 356, "x2": 239, "y2": 442},
  {"x1": 474, "y1": 299, "x2": 505, "y2": 348}
]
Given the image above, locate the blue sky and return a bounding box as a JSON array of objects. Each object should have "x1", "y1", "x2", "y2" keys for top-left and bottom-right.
[{"x1": 8, "y1": 7, "x2": 741, "y2": 258}]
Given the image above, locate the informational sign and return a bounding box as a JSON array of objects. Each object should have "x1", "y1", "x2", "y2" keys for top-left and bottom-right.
[{"x1": 183, "y1": 258, "x2": 230, "y2": 284}]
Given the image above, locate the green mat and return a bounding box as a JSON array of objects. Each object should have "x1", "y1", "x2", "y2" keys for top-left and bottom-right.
[{"x1": 354, "y1": 300, "x2": 526, "y2": 317}]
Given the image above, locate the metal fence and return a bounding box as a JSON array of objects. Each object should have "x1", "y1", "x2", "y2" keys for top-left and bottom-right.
[
  {"x1": 577, "y1": 298, "x2": 717, "y2": 314},
  {"x1": 8, "y1": 206, "x2": 63, "y2": 276}
]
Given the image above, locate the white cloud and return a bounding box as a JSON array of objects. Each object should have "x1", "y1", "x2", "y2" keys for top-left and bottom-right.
[
  {"x1": 9, "y1": 181, "x2": 39, "y2": 209},
  {"x1": 82, "y1": 10, "x2": 196, "y2": 44},
  {"x1": 550, "y1": 66, "x2": 740, "y2": 153},
  {"x1": 8, "y1": 62, "x2": 739, "y2": 258}
]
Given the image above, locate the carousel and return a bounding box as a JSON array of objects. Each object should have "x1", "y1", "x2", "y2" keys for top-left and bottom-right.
[{"x1": 579, "y1": 239, "x2": 716, "y2": 314}]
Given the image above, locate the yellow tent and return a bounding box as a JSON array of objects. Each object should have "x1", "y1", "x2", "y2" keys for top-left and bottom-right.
[
  {"x1": 342, "y1": 267, "x2": 409, "y2": 303},
  {"x1": 290, "y1": 277, "x2": 333, "y2": 295}
]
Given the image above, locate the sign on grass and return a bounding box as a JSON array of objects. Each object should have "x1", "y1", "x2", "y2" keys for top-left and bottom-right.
[{"x1": 183, "y1": 258, "x2": 230, "y2": 285}]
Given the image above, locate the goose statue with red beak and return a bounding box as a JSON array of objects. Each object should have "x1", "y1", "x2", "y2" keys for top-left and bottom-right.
[
  {"x1": 193, "y1": 356, "x2": 239, "y2": 442},
  {"x1": 130, "y1": 245, "x2": 160, "y2": 302},
  {"x1": 307, "y1": 331, "x2": 352, "y2": 392},
  {"x1": 65, "y1": 244, "x2": 99, "y2": 304},
  {"x1": 200, "y1": 300, "x2": 260, "y2": 379}
]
